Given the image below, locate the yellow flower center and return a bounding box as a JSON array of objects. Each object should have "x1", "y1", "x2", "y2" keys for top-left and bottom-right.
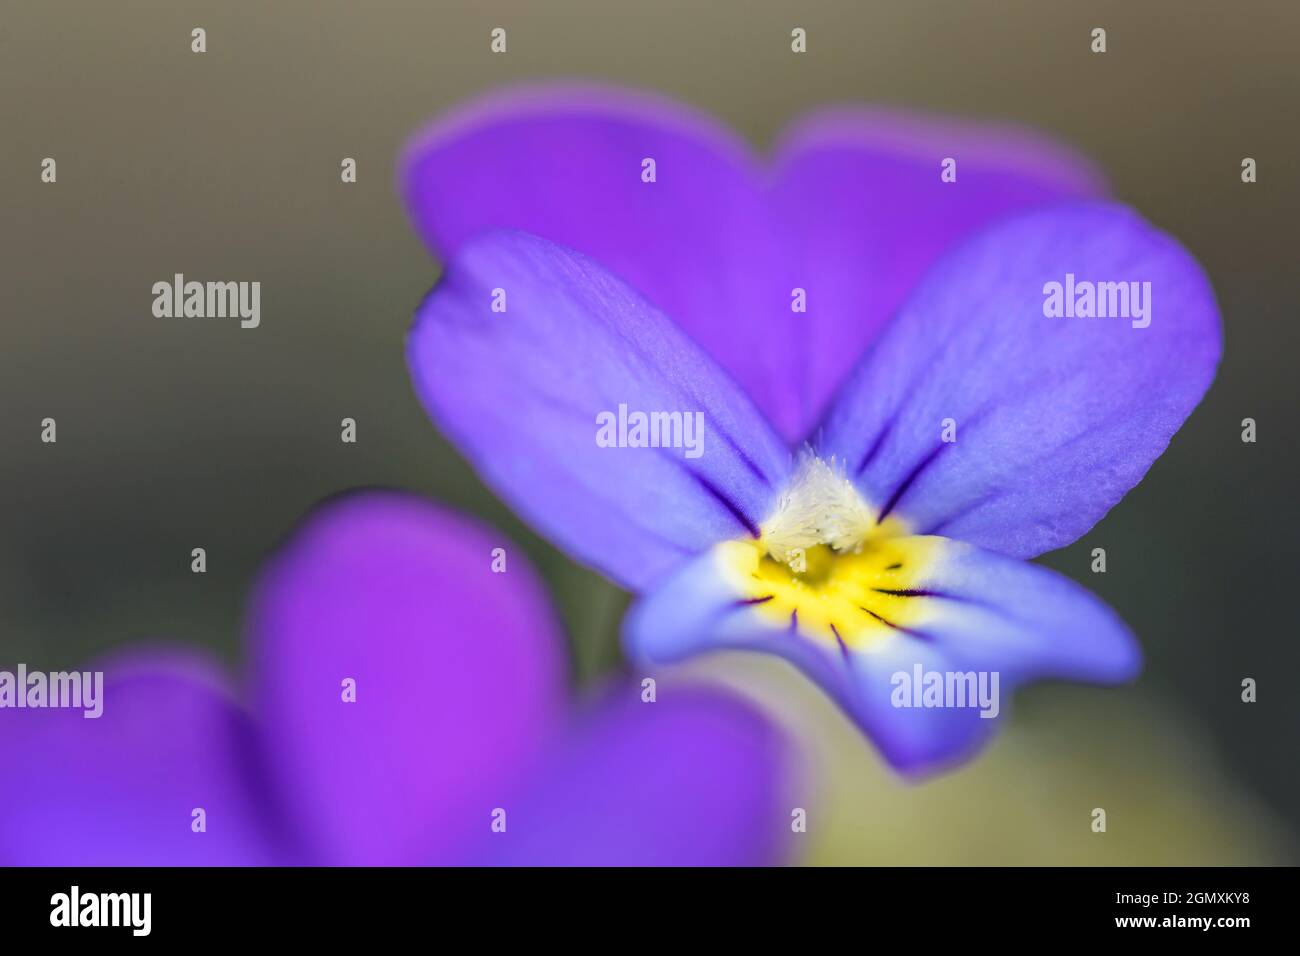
[{"x1": 717, "y1": 453, "x2": 941, "y2": 654}]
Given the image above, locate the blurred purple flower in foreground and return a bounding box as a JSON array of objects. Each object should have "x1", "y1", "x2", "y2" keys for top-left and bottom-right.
[
  {"x1": 401, "y1": 85, "x2": 1221, "y2": 774},
  {"x1": 0, "y1": 492, "x2": 788, "y2": 865}
]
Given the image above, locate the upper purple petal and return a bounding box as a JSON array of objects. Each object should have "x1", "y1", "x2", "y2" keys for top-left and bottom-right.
[
  {"x1": 248, "y1": 491, "x2": 568, "y2": 865},
  {"x1": 0, "y1": 650, "x2": 284, "y2": 866},
  {"x1": 402, "y1": 85, "x2": 1107, "y2": 441},
  {"x1": 770, "y1": 106, "x2": 1106, "y2": 430},
  {"x1": 406, "y1": 230, "x2": 791, "y2": 589},
  {"x1": 819, "y1": 201, "x2": 1221, "y2": 558},
  {"x1": 401, "y1": 83, "x2": 801, "y2": 436},
  {"x1": 462, "y1": 684, "x2": 791, "y2": 866}
]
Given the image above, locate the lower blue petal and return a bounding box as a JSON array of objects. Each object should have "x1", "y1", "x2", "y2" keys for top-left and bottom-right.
[{"x1": 624, "y1": 536, "x2": 1139, "y2": 775}]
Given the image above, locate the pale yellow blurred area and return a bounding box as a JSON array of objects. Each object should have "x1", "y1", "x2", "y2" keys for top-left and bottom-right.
[{"x1": 685, "y1": 655, "x2": 1291, "y2": 865}]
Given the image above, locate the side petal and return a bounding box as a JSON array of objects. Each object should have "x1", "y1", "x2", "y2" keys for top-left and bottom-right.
[
  {"x1": 407, "y1": 230, "x2": 792, "y2": 590},
  {"x1": 465, "y1": 685, "x2": 790, "y2": 866},
  {"x1": 772, "y1": 107, "x2": 1106, "y2": 431},
  {"x1": 247, "y1": 491, "x2": 568, "y2": 865},
  {"x1": 818, "y1": 201, "x2": 1221, "y2": 558},
  {"x1": 624, "y1": 536, "x2": 1138, "y2": 775},
  {"x1": 400, "y1": 84, "x2": 800, "y2": 436},
  {"x1": 0, "y1": 651, "x2": 283, "y2": 865}
]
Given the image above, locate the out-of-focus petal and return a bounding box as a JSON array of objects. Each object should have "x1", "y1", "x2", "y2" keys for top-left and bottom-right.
[
  {"x1": 0, "y1": 651, "x2": 283, "y2": 866},
  {"x1": 248, "y1": 491, "x2": 568, "y2": 865},
  {"x1": 771, "y1": 106, "x2": 1106, "y2": 430},
  {"x1": 466, "y1": 685, "x2": 790, "y2": 865},
  {"x1": 400, "y1": 84, "x2": 801, "y2": 436},
  {"x1": 624, "y1": 536, "x2": 1138, "y2": 775},
  {"x1": 407, "y1": 230, "x2": 792, "y2": 590},
  {"x1": 819, "y1": 201, "x2": 1221, "y2": 558}
]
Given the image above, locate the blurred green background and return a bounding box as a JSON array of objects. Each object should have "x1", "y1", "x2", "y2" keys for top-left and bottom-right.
[{"x1": 1, "y1": 0, "x2": 1296, "y2": 863}]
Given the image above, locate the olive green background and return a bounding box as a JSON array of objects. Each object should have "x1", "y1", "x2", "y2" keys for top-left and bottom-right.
[{"x1": 2, "y1": 0, "x2": 1296, "y2": 863}]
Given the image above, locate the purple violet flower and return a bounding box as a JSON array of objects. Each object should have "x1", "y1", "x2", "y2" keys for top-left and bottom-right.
[
  {"x1": 401, "y1": 84, "x2": 1222, "y2": 774},
  {"x1": 0, "y1": 492, "x2": 788, "y2": 865}
]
